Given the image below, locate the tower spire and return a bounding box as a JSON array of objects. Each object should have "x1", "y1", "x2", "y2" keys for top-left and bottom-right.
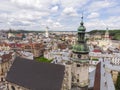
[
  {"x1": 45, "y1": 26, "x2": 49, "y2": 37},
  {"x1": 80, "y1": 12, "x2": 84, "y2": 26},
  {"x1": 106, "y1": 25, "x2": 108, "y2": 30},
  {"x1": 72, "y1": 14, "x2": 89, "y2": 90},
  {"x1": 104, "y1": 26, "x2": 109, "y2": 40},
  {"x1": 81, "y1": 12, "x2": 83, "y2": 21}
]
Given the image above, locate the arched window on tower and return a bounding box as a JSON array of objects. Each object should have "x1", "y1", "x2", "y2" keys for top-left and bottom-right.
[
  {"x1": 1, "y1": 78, "x2": 3, "y2": 82},
  {"x1": 11, "y1": 86, "x2": 15, "y2": 90}
]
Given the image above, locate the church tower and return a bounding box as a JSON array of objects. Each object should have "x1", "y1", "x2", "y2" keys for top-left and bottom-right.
[
  {"x1": 72, "y1": 15, "x2": 89, "y2": 90},
  {"x1": 45, "y1": 26, "x2": 49, "y2": 38},
  {"x1": 72, "y1": 14, "x2": 89, "y2": 59},
  {"x1": 104, "y1": 27, "x2": 110, "y2": 41}
]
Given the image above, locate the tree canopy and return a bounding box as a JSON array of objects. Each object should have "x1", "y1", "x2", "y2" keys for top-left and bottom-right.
[
  {"x1": 35, "y1": 57, "x2": 52, "y2": 63},
  {"x1": 115, "y1": 72, "x2": 120, "y2": 90}
]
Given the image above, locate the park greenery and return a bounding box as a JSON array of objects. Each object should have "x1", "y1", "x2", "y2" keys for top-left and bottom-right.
[
  {"x1": 35, "y1": 57, "x2": 52, "y2": 63},
  {"x1": 92, "y1": 58, "x2": 99, "y2": 61},
  {"x1": 115, "y1": 72, "x2": 120, "y2": 90}
]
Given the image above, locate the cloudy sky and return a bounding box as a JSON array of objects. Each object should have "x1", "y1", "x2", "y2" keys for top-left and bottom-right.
[{"x1": 0, "y1": 0, "x2": 120, "y2": 31}]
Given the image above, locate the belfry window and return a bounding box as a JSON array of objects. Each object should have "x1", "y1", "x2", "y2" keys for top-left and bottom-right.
[
  {"x1": 11, "y1": 86, "x2": 15, "y2": 90},
  {"x1": 77, "y1": 64, "x2": 80, "y2": 67}
]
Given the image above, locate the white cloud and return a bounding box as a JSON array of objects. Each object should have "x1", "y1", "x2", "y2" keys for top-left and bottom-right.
[
  {"x1": 51, "y1": 6, "x2": 59, "y2": 12},
  {"x1": 61, "y1": 0, "x2": 88, "y2": 8},
  {"x1": 106, "y1": 6, "x2": 120, "y2": 14},
  {"x1": 87, "y1": 12, "x2": 100, "y2": 19},
  {"x1": 0, "y1": 0, "x2": 119, "y2": 31},
  {"x1": 86, "y1": 16, "x2": 120, "y2": 31},
  {"x1": 0, "y1": 13, "x2": 8, "y2": 18},
  {"x1": 46, "y1": 18, "x2": 54, "y2": 25},
  {"x1": 0, "y1": 9, "x2": 49, "y2": 29},
  {"x1": 46, "y1": 19, "x2": 63, "y2": 28},
  {"x1": 88, "y1": 1, "x2": 117, "y2": 12},
  {"x1": 52, "y1": 0, "x2": 60, "y2": 5},
  {"x1": 51, "y1": 22, "x2": 63, "y2": 30},
  {"x1": 10, "y1": 0, "x2": 51, "y2": 11},
  {"x1": 3, "y1": 11, "x2": 43, "y2": 27},
  {"x1": 85, "y1": 19, "x2": 106, "y2": 30},
  {"x1": 53, "y1": 22, "x2": 62, "y2": 27},
  {"x1": 62, "y1": 7, "x2": 78, "y2": 16}
]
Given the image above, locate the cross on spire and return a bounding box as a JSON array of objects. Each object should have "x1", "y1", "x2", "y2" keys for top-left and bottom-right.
[
  {"x1": 81, "y1": 12, "x2": 83, "y2": 21},
  {"x1": 80, "y1": 12, "x2": 84, "y2": 26},
  {"x1": 106, "y1": 26, "x2": 108, "y2": 30}
]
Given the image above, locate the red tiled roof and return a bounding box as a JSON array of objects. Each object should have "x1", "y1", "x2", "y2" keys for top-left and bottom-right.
[
  {"x1": 22, "y1": 43, "x2": 45, "y2": 49},
  {"x1": 0, "y1": 43, "x2": 9, "y2": 47},
  {"x1": 93, "y1": 49, "x2": 101, "y2": 52},
  {"x1": 15, "y1": 34, "x2": 23, "y2": 37},
  {"x1": 58, "y1": 43, "x2": 67, "y2": 49},
  {"x1": 1, "y1": 53, "x2": 12, "y2": 63}
]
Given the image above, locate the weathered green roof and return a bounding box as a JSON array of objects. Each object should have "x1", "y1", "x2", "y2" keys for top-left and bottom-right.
[
  {"x1": 72, "y1": 16, "x2": 89, "y2": 54},
  {"x1": 72, "y1": 44, "x2": 89, "y2": 53},
  {"x1": 78, "y1": 22, "x2": 86, "y2": 31},
  {"x1": 72, "y1": 58, "x2": 89, "y2": 63}
]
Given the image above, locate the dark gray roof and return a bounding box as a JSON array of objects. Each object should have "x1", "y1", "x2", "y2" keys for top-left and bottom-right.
[
  {"x1": 6, "y1": 57, "x2": 65, "y2": 90},
  {"x1": 93, "y1": 62, "x2": 101, "y2": 90}
]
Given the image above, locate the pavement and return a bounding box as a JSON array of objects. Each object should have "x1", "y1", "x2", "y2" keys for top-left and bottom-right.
[
  {"x1": 0, "y1": 82, "x2": 7, "y2": 90},
  {"x1": 104, "y1": 60, "x2": 120, "y2": 72},
  {"x1": 71, "y1": 86, "x2": 88, "y2": 90},
  {"x1": 88, "y1": 70, "x2": 95, "y2": 89},
  {"x1": 100, "y1": 60, "x2": 115, "y2": 90}
]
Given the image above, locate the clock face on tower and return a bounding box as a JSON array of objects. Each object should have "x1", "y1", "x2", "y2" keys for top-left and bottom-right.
[{"x1": 78, "y1": 54, "x2": 81, "y2": 58}]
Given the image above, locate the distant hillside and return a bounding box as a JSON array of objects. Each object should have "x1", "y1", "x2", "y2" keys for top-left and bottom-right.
[
  {"x1": 88, "y1": 29, "x2": 120, "y2": 40},
  {"x1": 3, "y1": 29, "x2": 120, "y2": 40},
  {"x1": 6, "y1": 30, "x2": 45, "y2": 33}
]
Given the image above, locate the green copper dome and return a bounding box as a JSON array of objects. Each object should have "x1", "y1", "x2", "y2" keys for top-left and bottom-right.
[
  {"x1": 78, "y1": 21, "x2": 86, "y2": 31},
  {"x1": 78, "y1": 26, "x2": 86, "y2": 31},
  {"x1": 72, "y1": 15, "x2": 89, "y2": 54}
]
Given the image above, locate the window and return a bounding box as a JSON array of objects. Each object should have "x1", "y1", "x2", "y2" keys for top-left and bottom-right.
[
  {"x1": 77, "y1": 79, "x2": 79, "y2": 82},
  {"x1": 77, "y1": 64, "x2": 80, "y2": 67},
  {"x1": 103, "y1": 64, "x2": 105, "y2": 67},
  {"x1": 11, "y1": 86, "x2": 15, "y2": 90},
  {"x1": 1, "y1": 78, "x2": 3, "y2": 82},
  {"x1": 78, "y1": 54, "x2": 81, "y2": 58},
  {"x1": 1, "y1": 68, "x2": 3, "y2": 75},
  {"x1": 72, "y1": 77, "x2": 74, "y2": 82}
]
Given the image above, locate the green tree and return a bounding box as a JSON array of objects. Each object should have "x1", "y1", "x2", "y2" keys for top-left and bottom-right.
[
  {"x1": 35, "y1": 57, "x2": 52, "y2": 63},
  {"x1": 113, "y1": 33, "x2": 120, "y2": 40},
  {"x1": 115, "y1": 72, "x2": 120, "y2": 90}
]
